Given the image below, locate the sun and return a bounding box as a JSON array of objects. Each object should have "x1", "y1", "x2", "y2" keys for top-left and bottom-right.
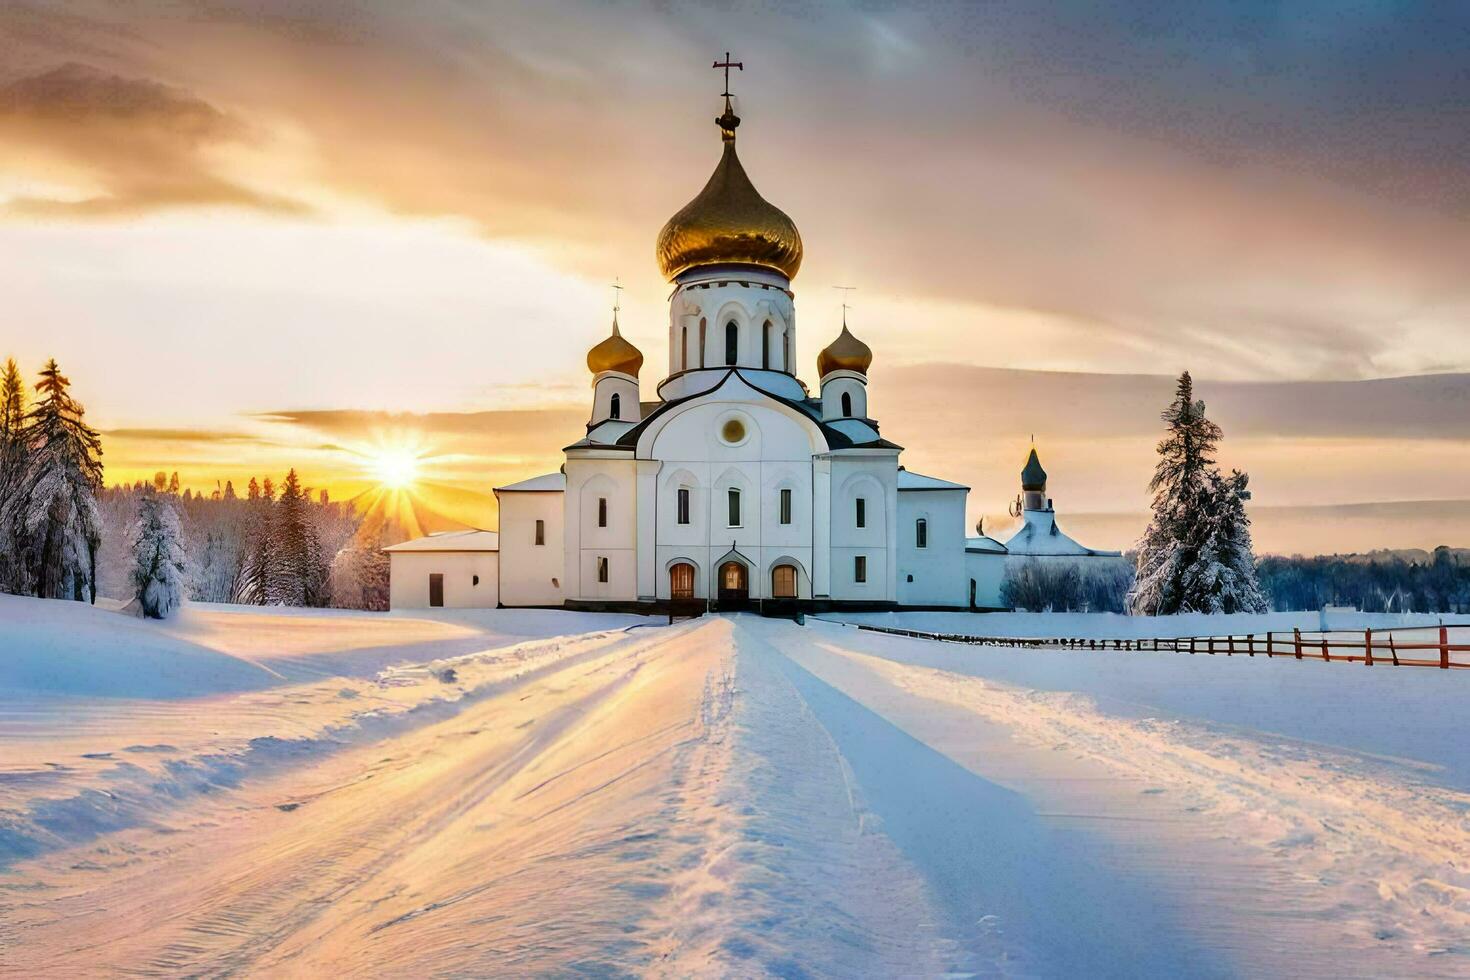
[{"x1": 371, "y1": 448, "x2": 422, "y2": 490}]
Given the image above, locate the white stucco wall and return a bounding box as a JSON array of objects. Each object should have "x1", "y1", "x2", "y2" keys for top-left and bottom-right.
[
  {"x1": 828, "y1": 455, "x2": 899, "y2": 603},
  {"x1": 964, "y1": 551, "x2": 1008, "y2": 609},
  {"x1": 388, "y1": 552, "x2": 499, "y2": 609},
  {"x1": 563, "y1": 457, "x2": 639, "y2": 601},
  {"x1": 665, "y1": 271, "x2": 796, "y2": 379},
  {"x1": 496, "y1": 490, "x2": 565, "y2": 607},
  {"x1": 896, "y1": 487, "x2": 968, "y2": 607}
]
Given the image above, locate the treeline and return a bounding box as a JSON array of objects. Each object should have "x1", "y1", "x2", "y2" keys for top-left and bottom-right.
[
  {"x1": 0, "y1": 356, "x2": 390, "y2": 616},
  {"x1": 1257, "y1": 548, "x2": 1470, "y2": 615},
  {"x1": 99, "y1": 473, "x2": 390, "y2": 613},
  {"x1": 1001, "y1": 558, "x2": 1134, "y2": 614}
]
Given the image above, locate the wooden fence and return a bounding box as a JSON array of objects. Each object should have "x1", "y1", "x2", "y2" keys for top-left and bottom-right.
[{"x1": 845, "y1": 622, "x2": 1470, "y2": 669}]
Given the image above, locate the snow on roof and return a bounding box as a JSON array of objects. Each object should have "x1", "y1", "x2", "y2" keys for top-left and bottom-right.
[
  {"x1": 965, "y1": 536, "x2": 1008, "y2": 554},
  {"x1": 896, "y1": 469, "x2": 968, "y2": 491},
  {"x1": 495, "y1": 472, "x2": 566, "y2": 493},
  {"x1": 383, "y1": 529, "x2": 500, "y2": 553},
  {"x1": 1003, "y1": 510, "x2": 1121, "y2": 557}
]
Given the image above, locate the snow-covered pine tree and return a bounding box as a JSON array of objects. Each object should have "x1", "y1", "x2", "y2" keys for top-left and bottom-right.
[
  {"x1": 233, "y1": 487, "x2": 273, "y2": 604},
  {"x1": 0, "y1": 359, "x2": 104, "y2": 601},
  {"x1": 0, "y1": 358, "x2": 29, "y2": 593},
  {"x1": 1128, "y1": 371, "x2": 1222, "y2": 615},
  {"x1": 265, "y1": 469, "x2": 320, "y2": 606},
  {"x1": 129, "y1": 489, "x2": 187, "y2": 618},
  {"x1": 1186, "y1": 468, "x2": 1268, "y2": 614},
  {"x1": 246, "y1": 477, "x2": 260, "y2": 502},
  {"x1": 223, "y1": 480, "x2": 237, "y2": 501},
  {"x1": 167, "y1": 472, "x2": 180, "y2": 495}
]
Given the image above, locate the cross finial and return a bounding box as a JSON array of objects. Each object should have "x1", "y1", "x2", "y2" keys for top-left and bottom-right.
[
  {"x1": 610, "y1": 277, "x2": 623, "y2": 333},
  {"x1": 834, "y1": 285, "x2": 857, "y2": 326},
  {"x1": 713, "y1": 51, "x2": 743, "y2": 97}
]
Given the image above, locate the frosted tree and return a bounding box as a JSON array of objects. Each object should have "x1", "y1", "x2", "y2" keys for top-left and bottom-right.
[
  {"x1": 0, "y1": 359, "x2": 104, "y2": 601},
  {"x1": 263, "y1": 469, "x2": 327, "y2": 606},
  {"x1": 0, "y1": 358, "x2": 29, "y2": 592},
  {"x1": 129, "y1": 489, "x2": 187, "y2": 618},
  {"x1": 1129, "y1": 371, "x2": 1222, "y2": 615},
  {"x1": 1187, "y1": 469, "x2": 1268, "y2": 614}
]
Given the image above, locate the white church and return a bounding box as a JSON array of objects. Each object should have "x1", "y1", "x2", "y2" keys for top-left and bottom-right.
[{"x1": 387, "y1": 86, "x2": 1118, "y2": 613}]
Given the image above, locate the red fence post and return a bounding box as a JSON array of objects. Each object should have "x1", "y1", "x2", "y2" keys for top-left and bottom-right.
[
  {"x1": 1390, "y1": 634, "x2": 1400, "y2": 666},
  {"x1": 1294, "y1": 628, "x2": 1303, "y2": 660},
  {"x1": 1364, "y1": 628, "x2": 1373, "y2": 666},
  {"x1": 1247, "y1": 633, "x2": 1255, "y2": 657},
  {"x1": 1442, "y1": 626, "x2": 1451, "y2": 669},
  {"x1": 1322, "y1": 637, "x2": 1330, "y2": 662}
]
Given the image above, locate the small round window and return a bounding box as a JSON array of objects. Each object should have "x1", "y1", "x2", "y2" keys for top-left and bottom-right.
[{"x1": 721, "y1": 418, "x2": 746, "y2": 444}]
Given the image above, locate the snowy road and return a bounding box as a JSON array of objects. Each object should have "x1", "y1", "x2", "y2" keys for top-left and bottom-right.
[{"x1": 2, "y1": 607, "x2": 1466, "y2": 977}]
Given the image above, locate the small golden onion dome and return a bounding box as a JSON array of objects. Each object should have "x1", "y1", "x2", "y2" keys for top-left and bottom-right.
[
  {"x1": 655, "y1": 100, "x2": 803, "y2": 282},
  {"x1": 817, "y1": 324, "x2": 873, "y2": 378},
  {"x1": 586, "y1": 312, "x2": 644, "y2": 376}
]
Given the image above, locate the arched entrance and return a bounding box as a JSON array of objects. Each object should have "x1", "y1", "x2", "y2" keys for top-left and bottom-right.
[
  {"x1": 717, "y1": 560, "x2": 749, "y2": 608},
  {"x1": 670, "y1": 562, "x2": 695, "y2": 601},
  {"x1": 771, "y1": 563, "x2": 798, "y2": 599}
]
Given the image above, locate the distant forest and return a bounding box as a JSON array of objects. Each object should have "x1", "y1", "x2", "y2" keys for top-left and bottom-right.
[{"x1": 1257, "y1": 548, "x2": 1470, "y2": 615}]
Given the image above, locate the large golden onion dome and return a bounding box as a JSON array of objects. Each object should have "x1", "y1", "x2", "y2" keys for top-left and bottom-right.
[
  {"x1": 817, "y1": 323, "x2": 873, "y2": 378},
  {"x1": 586, "y1": 311, "x2": 644, "y2": 376},
  {"x1": 655, "y1": 99, "x2": 803, "y2": 282}
]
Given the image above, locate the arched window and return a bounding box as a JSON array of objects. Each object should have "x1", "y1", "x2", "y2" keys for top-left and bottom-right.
[
  {"x1": 916, "y1": 518, "x2": 928, "y2": 549},
  {"x1": 841, "y1": 391, "x2": 853, "y2": 417},
  {"x1": 681, "y1": 327, "x2": 688, "y2": 370},
  {"x1": 772, "y1": 564, "x2": 797, "y2": 598},
  {"x1": 677, "y1": 487, "x2": 690, "y2": 525},
  {"x1": 727, "y1": 488, "x2": 742, "y2": 527},
  {"x1": 783, "y1": 331, "x2": 791, "y2": 373},
  {"x1": 725, "y1": 321, "x2": 738, "y2": 365},
  {"x1": 762, "y1": 320, "x2": 771, "y2": 368},
  {"x1": 698, "y1": 317, "x2": 707, "y2": 368},
  {"x1": 609, "y1": 392, "x2": 621, "y2": 419}
]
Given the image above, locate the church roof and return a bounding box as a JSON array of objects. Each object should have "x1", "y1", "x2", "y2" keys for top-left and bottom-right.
[
  {"x1": 897, "y1": 469, "x2": 968, "y2": 491},
  {"x1": 1003, "y1": 510, "x2": 1120, "y2": 558},
  {"x1": 383, "y1": 529, "x2": 499, "y2": 553},
  {"x1": 495, "y1": 472, "x2": 565, "y2": 493},
  {"x1": 817, "y1": 323, "x2": 873, "y2": 378},
  {"x1": 965, "y1": 536, "x2": 1008, "y2": 554},
  {"x1": 586, "y1": 311, "x2": 643, "y2": 376},
  {"x1": 590, "y1": 368, "x2": 902, "y2": 455}
]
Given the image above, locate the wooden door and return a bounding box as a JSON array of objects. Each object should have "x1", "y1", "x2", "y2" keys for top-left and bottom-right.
[{"x1": 429, "y1": 573, "x2": 444, "y2": 607}]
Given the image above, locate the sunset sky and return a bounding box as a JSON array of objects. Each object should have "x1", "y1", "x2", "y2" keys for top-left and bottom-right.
[{"x1": 3, "y1": 2, "x2": 1468, "y2": 553}]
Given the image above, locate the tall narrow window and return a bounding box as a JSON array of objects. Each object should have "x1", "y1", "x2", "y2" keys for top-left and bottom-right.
[
  {"x1": 916, "y1": 518, "x2": 928, "y2": 549},
  {"x1": 783, "y1": 332, "x2": 790, "y2": 373},
  {"x1": 762, "y1": 321, "x2": 771, "y2": 368},
  {"x1": 597, "y1": 556, "x2": 609, "y2": 583},
  {"x1": 609, "y1": 392, "x2": 621, "y2": 419},
  {"x1": 854, "y1": 555, "x2": 867, "y2": 583},
  {"x1": 841, "y1": 391, "x2": 853, "y2": 417},
  {"x1": 855, "y1": 497, "x2": 866, "y2": 528},
  {"x1": 779, "y1": 488, "x2": 792, "y2": 525},
  {"x1": 728, "y1": 488, "x2": 741, "y2": 527},
  {"x1": 677, "y1": 487, "x2": 690, "y2": 525},
  {"x1": 699, "y1": 317, "x2": 707, "y2": 368},
  {"x1": 534, "y1": 519, "x2": 545, "y2": 546},
  {"x1": 725, "y1": 321, "x2": 738, "y2": 366},
  {"x1": 681, "y1": 326, "x2": 688, "y2": 370},
  {"x1": 598, "y1": 497, "x2": 608, "y2": 528}
]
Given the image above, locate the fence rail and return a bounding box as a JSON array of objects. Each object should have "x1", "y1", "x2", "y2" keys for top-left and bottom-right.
[{"x1": 845, "y1": 622, "x2": 1470, "y2": 669}]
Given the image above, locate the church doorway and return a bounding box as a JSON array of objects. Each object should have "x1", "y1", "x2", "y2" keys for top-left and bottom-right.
[
  {"x1": 717, "y1": 560, "x2": 749, "y2": 609},
  {"x1": 771, "y1": 564, "x2": 798, "y2": 599},
  {"x1": 670, "y1": 562, "x2": 695, "y2": 601}
]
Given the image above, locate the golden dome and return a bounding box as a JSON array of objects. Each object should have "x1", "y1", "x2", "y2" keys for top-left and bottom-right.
[
  {"x1": 655, "y1": 101, "x2": 803, "y2": 282},
  {"x1": 587, "y1": 312, "x2": 643, "y2": 376},
  {"x1": 817, "y1": 323, "x2": 873, "y2": 378}
]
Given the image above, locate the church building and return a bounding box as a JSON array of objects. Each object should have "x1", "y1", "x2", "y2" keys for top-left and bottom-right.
[
  {"x1": 390, "y1": 82, "x2": 1117, "y2": 613},
  {"x1": 490, "y1": 88, "x2": 973, "y2": 612}
]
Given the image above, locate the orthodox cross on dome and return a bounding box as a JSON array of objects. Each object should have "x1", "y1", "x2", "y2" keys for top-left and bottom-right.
[
  {"x1": 714, "y1": 51, "x2": 743, "y2": 97},
  {"x1": 713, "y1": 52, "x2": 743, "y2": 139},
  {"x1": 834, "y1": 285, "x2": 857, "y2": 325},
  {"x1": 610, "y1": 277, "x2": 623, "y2": 331}
]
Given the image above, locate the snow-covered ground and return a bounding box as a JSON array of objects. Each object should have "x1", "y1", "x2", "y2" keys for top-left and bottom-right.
[{"x1": 1, "y1": 598, "x2": 1466, "y2": 976}]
